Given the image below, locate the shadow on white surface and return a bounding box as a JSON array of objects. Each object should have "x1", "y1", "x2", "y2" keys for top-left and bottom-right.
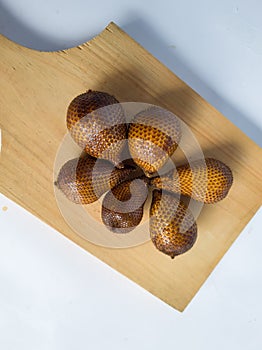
[
  {"x1": 122, "y1": 18, "x2": 262, "y2": 146},
  {"x1": 0, "y1": 1, "x2": 58, "y2": 50},
  {"x1": 0, "y1": 3, "x2": 261, "y2": 146}
]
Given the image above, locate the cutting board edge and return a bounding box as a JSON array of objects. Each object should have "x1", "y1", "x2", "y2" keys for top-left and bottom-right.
[{"x1": 1, "y1": 22, "x2": 262, "y2": 312}]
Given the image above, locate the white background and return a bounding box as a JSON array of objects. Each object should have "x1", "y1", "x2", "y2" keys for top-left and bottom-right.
[{"x1": 0, "y1": 1, "x2": 261, "y2": 349}]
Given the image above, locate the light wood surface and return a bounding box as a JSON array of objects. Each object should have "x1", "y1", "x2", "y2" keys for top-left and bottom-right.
[{"x1": 0, "y1": 22, "x2": 261, "y2": 311}]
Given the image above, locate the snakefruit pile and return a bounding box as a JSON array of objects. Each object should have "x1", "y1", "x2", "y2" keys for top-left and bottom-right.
[{"x1": 56, "y1": 90, "x2": 233, "y2": 258}]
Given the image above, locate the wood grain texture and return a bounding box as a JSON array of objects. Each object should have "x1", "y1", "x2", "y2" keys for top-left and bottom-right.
[{"x1": 0, "y1": 22, "x2": 261, "y2": 311}]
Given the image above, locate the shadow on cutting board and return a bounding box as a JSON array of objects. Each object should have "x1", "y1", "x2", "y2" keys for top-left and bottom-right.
[
  {"x1": 122, "y1": 17, "x2": 262, "y2": 147},
  {"x1": 89, "y1": 62, "x2": 245, "y2": 175}
]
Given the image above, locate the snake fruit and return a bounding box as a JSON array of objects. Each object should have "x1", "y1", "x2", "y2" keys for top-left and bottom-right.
[
  {"x1": 102, "y1": 178, "x2": 148, "y2": 233},
  {"x1": 150, "y1": 158, "x2": 233, "y2": 203},
  {"x1": 150, "y1": 190, "x2": 197, "y2": 258},
  {"x1": 66, "y1": 90, "x2": 127, "y2": 168},
  {"x1": 128, "y1": 106, "x2": 181, "y2": 177},
  {"x1": 55, "y1": 153, "x2": 135, "y2": 204}
]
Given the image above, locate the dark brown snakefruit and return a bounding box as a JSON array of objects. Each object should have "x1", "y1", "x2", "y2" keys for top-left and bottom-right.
[{"x1": 101, "y1": 178, "x2": 149, "y2": 233}]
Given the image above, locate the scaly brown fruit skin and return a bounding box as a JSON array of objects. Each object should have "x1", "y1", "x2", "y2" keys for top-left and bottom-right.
[
  {"x1": 150, "y1": 158, "x2": 233, "y2": 203},
  {"x1": 128, "y1": 106, "x2": 181, "y2": 177},
  {"x1": 66, "y1": 90, "x2": 127, "y2": 168},
  {"x1": 101, "y1": 178, "x2": 148, "y2": 233},
  {"x1": 55, "y1": 154, "x2": 135, "y2": 204},
  {"x1": 150, "y1": 190, "x2": 197, "y2": 258}
]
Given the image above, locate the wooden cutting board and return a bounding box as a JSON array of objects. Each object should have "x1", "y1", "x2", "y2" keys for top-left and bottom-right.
[{"x1": 0, "y1": 22, "x2": 261, "y2": 311}]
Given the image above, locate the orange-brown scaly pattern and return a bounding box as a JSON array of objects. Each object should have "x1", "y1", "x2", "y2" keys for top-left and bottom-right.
[
  {"x1": 67, "y1": 90, "x2": 127, "y2": 167},
  {"x1": 150, "y1": 158, "x2": 233, "y2": 203},
  {"x1": 128, "y1": 106, "x2": 181, "y2": 176},
  {"x1": 150, "y1": 190, "x2": 197, "y2": 258},
  {"x1": 55, "y1": 154, "x2": 135, "y2": 204},
  {"x1": 57, "y1": 90, "x2": 234, "y2": 258}
]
